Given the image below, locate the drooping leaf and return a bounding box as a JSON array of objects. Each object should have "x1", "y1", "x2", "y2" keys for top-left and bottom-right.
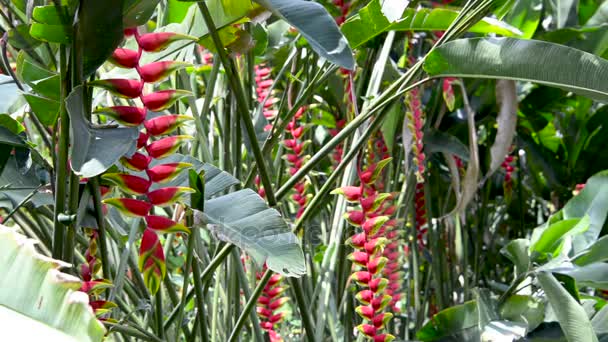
[
  {"x1": 501, "y1": 238, "x2": 530, "y2": 278},
  {"x1": 341, "y1": 3, "x2": 522, "y2": 49},
  {"x1": 530, "y1": 217, "x2": 587, "y2": 257},
  {"x1": 0, "y1": 76, "x2": 21, "y2": 114},
  {"x1": 76, "y1": 0, "x2": 125, "y2": 78},
  {"x1": 537, "y1": 271, "x2": 599, "y2": 342},
  {"x1": 573, "y1": 235, "x2": 608, "y2": 266},
  {"x1": 500, "y1": 295, "x2": 545, "y2": 332},
  {"x1": 0, "y1": 226, "x2": 105, "y2": 341},
  {"x1": 0, "y1": 155, "x2": 53, "y2": 209},
  {"x1": 254, "y1": 0, "x2": 355, "y2": 70},
  {"x1": 423, "y1": 38, "x2": 608, "y2": 102},
  {"x1": 485, "y1": 80, "x2": 517, "y2": 182},
  {"x1": 193, "y1": 188, "x2": 306, "y2": 277},
  {"x1": 67, "y1": 86, "x2": 139, "y2": 178},
  {"x1": 562, "y1": 170, "x2": 608, "y2": 252}
]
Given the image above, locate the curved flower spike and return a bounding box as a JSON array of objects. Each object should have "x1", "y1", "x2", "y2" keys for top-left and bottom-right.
[
  {"x1": 145, "y1": 215, "x2": 190, "y2": 234},
  {"x1": 103, "y1": 198, "x2": 152, "y2": 217},
  {"x1": 146, "y1": 135, "x2": 193, "y2": 159},
  {"x1": 137, "y1": 32, "x2": 198, "y2": 52},
  {"x1": 142, "y1": 90, "x2": 192, "y2": 112},
  {"x1": 102, "y1": 173, "x2": 150, "y2": 195},
  {"x1": 93, "y1": 106, "x2": 147, "y2": 126},
  {"x1": 139, "y1": 61, "x2": 190, "y2": 83},
  {"x1": 120, "y1": 152, "x2": 152, "y2": 172},
  {"x1": 146, "y1": 162, "x2": 192, "y2": 183},
  {"x1": 144, "y1": 115, "x2": 192, "y2": 136},
  {"x1": 89, "y1": 79, "x2": 143, "y2": 98},
  {"x1": 109, "y1": 48, "x2": 139, "y2": 68},
  {"x1": 147, "y1": 186, "x2": 195, "y2": 206},
  {"x1": 138, "y1": 228, "x2": 166, "y2": 295}
]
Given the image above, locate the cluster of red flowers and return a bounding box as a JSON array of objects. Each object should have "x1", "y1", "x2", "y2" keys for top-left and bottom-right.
[
  {"x1": 502, "y1": 153, "x2": 516, "y2": 197},
  {"x1": 333, "y1": 0, "x2": 352, "y2": 25},
  {"x1": 91, "y1": 27, "x2": 196, "y2": 294},
  {"x1": 407, "y1": 88, "x2": 427, "y2": 245},
  {"x1": 335, "y1": 158, "x2": 396, "y2": 341},
  {"x1": 256, "y1": 271, "x2": 288, "y2": 342}
]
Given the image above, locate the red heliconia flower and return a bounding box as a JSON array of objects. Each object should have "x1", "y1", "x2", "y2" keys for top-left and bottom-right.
[
  {"x1": 146, "y1": 135, "x2": 192, "y2": 159},
  {"x1": 146, "y1": 186, "x2": 194, "y2": 206},
  {"x1": 123, "y1": 27, "x2": 137, "y2": 36},
  {"x1": 145, "y1": 215, "x2": 190, "y2": 234},
  {"x1": 332, "y1": 186, "x2": 362, "y2": 202},
  {"x1": 345, "y1": 210, "x2": 365, "y2": 226},
  {"x1": 146, "y1": 162, "x2": 192, "y2": 183},
  {"x1": 137, "y1": 32, "x2": 197, "y2": 52},
  {"x1": 109, "y1": 48, "x2": 139, "y2": 68},
  {"x1": 120, "y1": 152, "x2": 152, "y2": 172},
  {"x1": 102, "y1": 173, "x2": 150, "y2": 195},
  {"x1": 138, "y1": 228, "x2": 166, "y2": 295},
  {"x1": 144, "y1": 115, "x2": 192, "y2": 136},
  {"x1": 89, "y1": 79, "x2": 143, "y2": 98},
  {"x1": 103, "y1": 198, "x2": 152, "y2": 217},
  {"x1": 442, "y1": 77, "x2": 457, "y2": 111},
  {"x1": 138, "y1": 61, "x2": 189, "y2": 83},
  {"x1": 137, "y1": 132, "x2": 149, "y2": 149},
  {"x1": 94, "y1": 106, "x2": 147, "y2": 126},
  {"x1": 142, "y1": 90, "x2": 191, "y2": 112}
]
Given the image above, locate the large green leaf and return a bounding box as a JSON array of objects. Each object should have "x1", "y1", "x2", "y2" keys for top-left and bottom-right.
[
  {"x1": 123, "y1": 0, "x2": 160, "y2": 27},
  {"x1": 194, "y1": 189, "x2": 306, "y2": 277},
  {"x1": 423, "y1": 38, "x2": 608, "y2": 102},
  {"x1": 573, "y1": 235, "x2": 608, "y2": 266},
  {"x1": 76, "y1": 0, "x2": 125, "y2": 79},
  {"x1": 501, "y1": 238, "x2": 530, "y2": 278},
  {"x1": 0, "y1": 155, "x2": 53, "y2": 209},
  {"x1": 254, "y1": 0, "x2": 354, "y2": 70},
  {"x1": 537, "y1": 271, "x2": 599, "y2": 342},
  {"x1": 529, "y1": 217, "x2": 588, "y2": 257},
  {"x1": 552, "y1": 263, "x2": 608, "y2": 290},
  {"x1": 417, "y1": 300, "x2": 480, "y2": 341},
  {"x1": 500, "y1": 295, "x2": 545, "y2": 332},
  {"x1": 67, "y1": 86, "x2": 138, "y2": 178},
  {"x1": 502, "y1": 0, "x2": 542, "y2": 38},
  {"x1": 341, "y1": 3, "x2": 522, "y2": 49},
  {"x1": 0, "y1": 226, "x2": 105, "y2": 341},
  {"x1": 562, "y1": 170, "x2": 608, "y2": 251}
]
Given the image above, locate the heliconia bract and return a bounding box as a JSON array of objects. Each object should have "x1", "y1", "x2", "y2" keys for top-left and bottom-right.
[
  {"x1": 145, "y1": 215, "x2": 190, "y2": 234},
  {"x1": 120, "y1": 152, "x2": 152, "y2": 172},
  {"x1": 142, "y1": 89, "x2": 191, "y2": 112},
  {"x1": 144, "y1": 115, "x2": 192, "y2": 136},
  {"x1": 138, "y1": 228, "x2": 166, "y2": 295},
  {"x1": 137, "y1": 32, "x2": 197, "y2": 52},
  {"x1": 94, "y1": 106, "x2": 147, "y2": 126},
  {"x1": 102, "y1": 173, "x2": 150, "y2": 195},
  {"x1": 89, "y1": 79, "x2": 143, "y2": 98},
  {"x1": 103, "y1": 198, "x2": 152, "y2": 217},
  {"x1": 138, "y1": 61, "x2": 189, "y2": 83},
  {"x1": 146, "y1": 162, "x2": 192, "y2": 183},
  {"x1": 109, "y1": 48, "x2": 140, "y2": 68},
  {"x1": 146, "y1": 186, "x2": 194, "y2": 206},
  {"x1": 146, "y1": 135, "x2": 192, "y2": 159}
]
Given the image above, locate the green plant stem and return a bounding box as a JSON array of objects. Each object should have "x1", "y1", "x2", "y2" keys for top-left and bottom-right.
[
  {"x1": 289, "y1": 277, "x2": 315, "y2": 342},
  {"x1": 105, "y1": 322, "x2": 163, "y2": 342},
  {"x1": 192, "y1": 228, "x2": 210, "y2": 342},
  {"x1": 63, "y1": 172, "x2": 79, "y2": 266},
  {"x1": 232, "y1": 249, "x2": 265, "y2": 342},
  {"x1": 52, "y1": 46, "x2": 69, "y2": 259},
  {"x1": 174, "y1": 222, "x2": 196, "y2": 336},
  {"x1": 228, "y1": 269, "x2": 272, "y2": 342},
  {"x1": 89, "y1": 178, "x2": 111, "y2": 281},
  {"x1": 155, "y1": 290, "x2": 164, "y2": 339},
  {"x1": 197, "y1": 1, "x2": 277, "y2": 207}
]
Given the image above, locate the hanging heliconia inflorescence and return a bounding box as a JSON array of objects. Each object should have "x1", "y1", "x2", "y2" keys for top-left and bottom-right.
[
  {"x1": 79, "y1": 226, "x2": 115, "y2": 319},
  {"x1": 501, "y1": 151, "x2": 516, "y2": 199},
  {"x1": 284, "y1": 106, "x2": 310, "y2": 219},
  {"x1": 91, "y1": 26, "x2": 197, "y2": 295},
  {"x1": 406, "y1": 86, "x2": 428, "y2": 247},
  {"x1": 333, "y1": 0, "x2": 352, "y2": 25},
  {"x1": 334, "y1": 157, "x2": 395, "y2": 341},
  {"x1": 256, "y1": 271, "x2": 288, "y2": 342}
]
